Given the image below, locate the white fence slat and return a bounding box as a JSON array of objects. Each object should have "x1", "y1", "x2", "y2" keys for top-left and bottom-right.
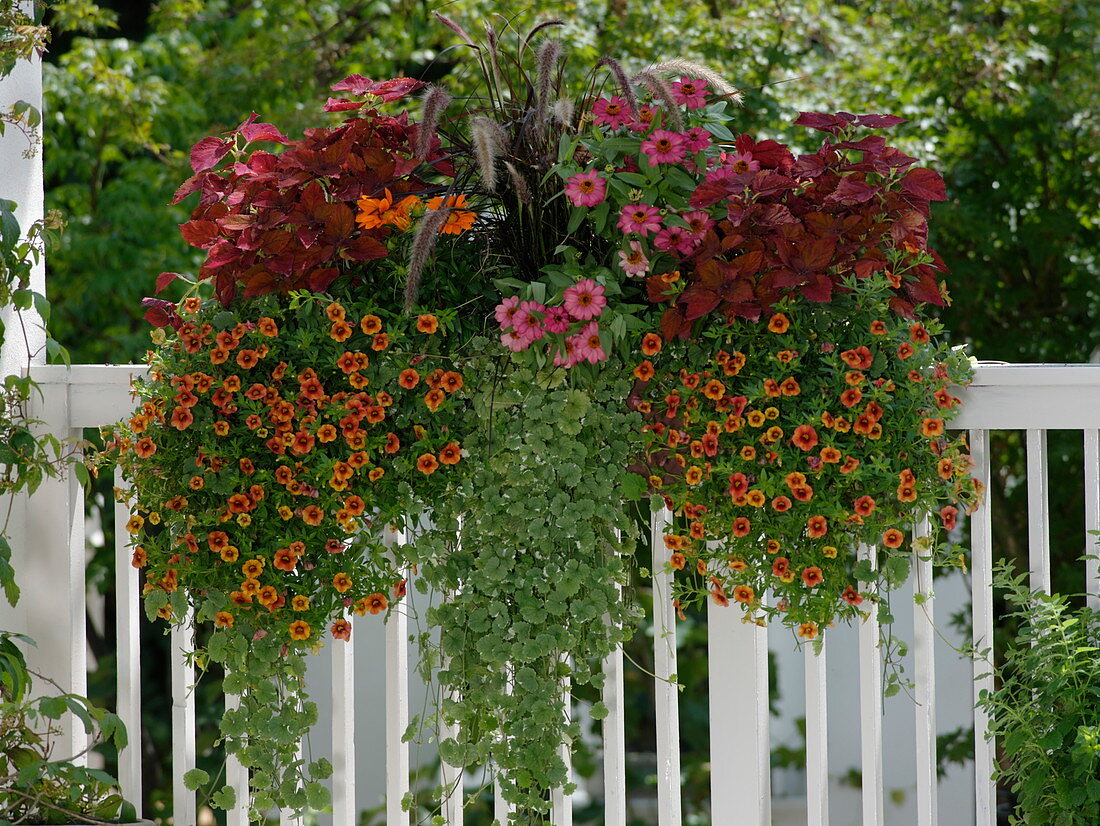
[
  {"x1": 493, "y1": 664, "x2": 514, "y2": 825},
  {"x1": 968, "y1": 429, "x2": 997, "y2": 826},
  {"x1": 804, "y1": 642, "x2": 829, "y2": 826},
  {"x1": 651, "y1": 508, "x2": 683, "y2": 826},
  {"x1": 952, "y1": 364, "x2": 1100, "y2": 430},
  {"x1": 224, "y1": 693, "x2": 249, "y2": 826},
  {"x1": 549, "y1": 655, "x2": 573, "y2": 826},
  {"x1": 279, "y1": 742, "x2": 303, "y2": 826},
  {"x1": 170, "y1": 611, "x2": 197, "y2": 826},
  {"x1": 912, "y1": 515, "x2": 938, "y2": 826},
  {"x1": 1085, "y1": 430, "x2": 1100, "y2": 610},
  {"x1": 332, "y1": 614, "x2": 356, "y2": 826},
  {"x1": 439, "y1": 676, "x2": 463, "y2": 826},
  {"x1": 66, "y1": 461, "x2": 88, "y2": 764},
  {"x1": 113, "y1": 468, "x2": 142, "y2": 810},
  {"x1": 1025, "y1": 429, "x2": 1051, "y2": 592},
  {"x1": 708, "y1": 575, "x2": 769, "y2": 822},
  {"x1": 601, "y1": 607, "x2": 627, "y2": 826},
  {"x1": 857, "y1": 543, "x2": 884, "y2": 826},
  {"x1": 385, "y1": 533, "x2": 410, "y2": 826}
]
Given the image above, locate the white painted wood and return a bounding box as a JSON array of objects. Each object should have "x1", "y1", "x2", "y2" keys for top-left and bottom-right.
[
  {"x1": 113, "y1": 468, "x2": 142, "y2": 811},
  {"x1": 952, "y1": 365, "x2": 1100, "y2": 430},
  {"x1": 708, "y1": 576, "x2": 769, "y2": 822},
  {"x1": 224, "y1": 693, "x2": 249, "y2": 826},
  {"x1": 332, "y1": 613, "x2": 356, "y2": 826},
  {"x1": 857, "y1": 543, "x2": 884, "y2": 826},
  {"x1": 493, "y1": 663, "x2": 514, "y2": 826},
  {"x1": 601, "y1": 605, "x2": 627, "y2": 826},
  {"x1": 439, "y1": 672, "x2": 463, "y2": 826},
  {"x1": 912, "y1": 514, "x2": 938, "y2": 826},
  {"x1": 29, "y1": 364, "x2": 148, "y2": 427},
  {"x1": 550, "y1": 654, "x2": 572, "y2": 826},
  {"x1": 170, "y1": 612, "x2": 197, "y2": 826},
  {"x1": 804, "y1": 641, "x2": 829, "y2": 826},
  {"x1": 279, "y1": 742, "x2": 303, "y2": 826},
  {"x1": 1026, "y1": 430, "x2": 1051, "y2": 592},
  {"x1": 969, "y1": 429, "x2": 996, "y2": 826},
  {"x1": 1085, "y1": 431, "x2": 1100, "y2": 611},
  {"x1": 385, "y1": 530, "x2": 410, "y2": 826},
  {"x1": 651, "y1": 507, "x2": 683, "y2": 826}
]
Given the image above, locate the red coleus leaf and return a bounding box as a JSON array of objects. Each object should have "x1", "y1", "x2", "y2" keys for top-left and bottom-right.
[
  {"x1": 792, "y1": 112, "x2": 857, "y2": 135},
  {"x1": 646, "y1": 274, "x2": 677, "y2": 303},
  {"x1": 240, "y1": 121, "x2": 290, "y2": 145},
  {"x1": 856, "y1": 113, "x2": 906, "y2": 129},
  {"x1": 750, "y1": 171, "x2": 798, "y2": 197},
  {"x1": 306, "y1": 267, "x2": 341, "y2": 292},
  {"x1": 905, "y1": 267, "x2": 947, "y2": 307},
  {"x1": 323, "y1": 97, "x2": 367, "y2": 113},
  {"x1": 681, "y1": 286, "x2": 721, "y2": 320},
  {"x1": 901, "y1": 167, "x2": 947, "y2": 201},
  {"x1": 141, "y1": 298, "x2": 182, "y2": 329},
  {"x1": 734, "y1": 135, "x2": 795, "y2": 171},
  {"x1": 689, "y1": 177, "x2": 740, "y2": 208},
  {"x1": 241, "y1": 267, "x2": 280, "y2": 299},
  {"x1": 825, "y1": 176, "x2": 880, "y2": 205},
  {"x1": 800, "y1": 273, "x2": 835, "y2": 302},
  {"x1": 330, "y1": 75, "x2": 428, "y2": 101},
  {"x1": 660, "y1": 307, "x2": 693, "y2": 340},
  {"x1": 179, "y1": 219, "x2": 221, "y2": 249},
  {"x1": 155, "y1": 272, "x2": 186, "y2": 294},
  {"x1": 189, "y1": 136, "x2": 232, "y2": 173},
  {"x1": 342, "y1": 234, "x2": 389, "y2": 262}
]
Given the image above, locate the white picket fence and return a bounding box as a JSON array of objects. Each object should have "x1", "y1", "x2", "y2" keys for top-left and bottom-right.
[{"x1": 20, "y1": 361, "x2": 1100, "y2": 826}]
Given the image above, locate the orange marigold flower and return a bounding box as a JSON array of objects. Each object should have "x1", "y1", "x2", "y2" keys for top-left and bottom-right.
[
  {"x1": 331, "y1": 618, "x2": 352, "y2": 641},
  {"x1": 424, "y1": 389, "x2": 445, "y2": 412},
  {"x1": 806, "y1": 515, "x2": 828, "y2": 538},
  {"x1": 882, "y1": 528, "x2": 905, "y2": 548},
  {"x1": 417, "y1": 314, "x2": 439, "y2": 334},
  {"x1": 355, "y1": 592, "x2": 388, "y2": 615},
  {"x1": 170, "y1": 407, "x2": 194, "y2": 430},
  {"x1": 288, "y1": 620, "x2": 311, "y2": 641},
  {"x1": 779, "y1": 377, "x2": 800, "y2": 396},
  {"x1": 920, "y1": 417, "x2": 945, "y2": 437},
  {"x1": 417, "y1": 453, "x2": 439, "y2": 475},
  {"x1": 801, "y1": 567, "x2": 824, "y2": 588},
  {"x1": 360, "y1": 314, "x2": 383, "y2": 335},
  {"x1": 356, "y1": 189, "x2": 419, "y2": 230},
  {"x1": 439, "y1": 443, "x2": 462, "y2": 465},
  {"x1": 633, "y1": 360, "x2": 656, "y2": 381},
  {"x1": 854, "y1": 495, "x2": 876, "y2": 516},
  {"x1": 767, "y1": 313, "x2": 790, "y2": 334},
  {"x1": 797, "y1": 622, "x2": 819, "y2": 640},
  {"x1": 733, "y1": 584, "x2": 755, "y2": 603}
]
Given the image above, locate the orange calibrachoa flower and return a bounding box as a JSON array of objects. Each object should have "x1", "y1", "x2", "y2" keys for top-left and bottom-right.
[
  {"x1": 416, "y1": 314, "x2": 439, "y2": 334},
  {"x1": 641, "y1": 333, "x2": 663, "y2": 356},
  {"x1": 288, "y1": 620, "x2": 311, "y2": 640},
  {"x1": 417, "y1": 454, "x2": 439, "y2": 474},
  {"x1": 883, "y1": 528, "x2": 905, "y2": 548},
  {"x1": 767, "y1": 313, "x2": 790, "y2": 333},
  {"x1": 355, "y1": 593, "x2": 388, "y2": 615},
  {"x1": 333, "y1": 573, "x2": 353, "y2": 593},
  {"x1": 331, "y1": 619, "x2": 352, "y2": 641},
  {"x1": 439, "y1": 443, "x2": 462, "y2": 465},
  {"x1": 214, "y1": 612, "x2": 234, "y2": 628},
  {"x1": 733, "y1": 585, "x2": 754, "y2": 603}
]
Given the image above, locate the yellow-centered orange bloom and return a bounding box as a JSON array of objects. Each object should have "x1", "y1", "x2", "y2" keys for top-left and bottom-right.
[
  {"x1": 288, "y1": 620, "x2": 311, "y2": 640},
  {"x1": 356, "y1": 189, "x2": 420, "y2": 231},
  {"x1": 426, "y1": 194, "x2": 476, "y2": 234},
  {"x1": 416, "y1": 314, "x2": 439, "y2": 333}
]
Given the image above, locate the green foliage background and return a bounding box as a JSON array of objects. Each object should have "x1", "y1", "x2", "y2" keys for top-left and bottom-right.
[{"x1": 30, "y1": 0, "x2": 1100, "y2": 820}]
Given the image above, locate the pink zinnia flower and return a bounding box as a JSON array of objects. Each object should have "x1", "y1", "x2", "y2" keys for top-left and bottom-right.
[
  {"x1": 681, "y1": 210, "x2": 715, "y2": 238},
  {"x1": 628, "y1": 104, "x2": 659, "y2": 133},
  {"x1": 552, "y1": 337, "x2": 580, "y2": 368},
  {"x1": 617, "y1": 240, "x2": 650, "y2": 277},
  {"x1": 683, "y1": 126, "x2": 711, "y2": 153},
  {"x1": 670, "y1": 77, "x2": 708, "y2": 110},
  {"x1": 592, "y1": 96, "x2": 631, "y2": 130},
  {"x1": 617, "y1": 203, "x2": 662, "y2": 237},
  {"x1": 543, "y1": 306, "x2": 570, "y2": 334},
  {"x1": 641, "y1": 129, "x2": 686, "y2": 166},
  {"x1": 500, "y1": 328, "x2": 530, "y2": 352},
  {"x1": 495, "y1": 295, "x2": 520, "y2": 329},
  {"x1": 577, "y1": 321, "x2": 607, "y2": 364},
  {"x1": 512, "y1": 300, "x2": 546, "y2": 339},
  {"x1": 724, "y1": 150, "x2": 760, "y2": 174},
  {"x1": 562, "y1": 279, "x2": 607, "y2": 320},
  {"x1": 564, "y1": 169, "x2": 607, "y2": 207},
  {"x1": 654, "y1": 226, "x2": 695, "y2": 256}
]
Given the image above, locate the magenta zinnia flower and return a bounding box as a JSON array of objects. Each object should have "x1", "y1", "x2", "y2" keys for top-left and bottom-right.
[
  {"x1": 641, "y1": 129, "x2": 686, "y2": 166},
  {"x1": 543, "y1": 306, "x2": 571, "y2": 334},
  {"x1": 495, "y1": 295, "x2": 520, "y2": 329},
  {"x1": 512, "y1": 300, "x2": 546, "y2": 339},
  {"x1": 628, "y1": 104, "x2": 659, "y2": 133},
  {"x1": 500, "y1": 328, "x2": 530, "y2": 352},
  {"x1": 671, "y1": 77, "x2": 708, "y2": 110},
  {"x1": 563, "y1": 278, "x2": 607, "y2": 321},
  {"x1": 681, "y1": 210, "x2": 715, "y2": 238},
  {"x1": 683, "y1": 126, "x2": 711, "y2": 153},
  {"x1": 724, "y1": 150, "x2": 760, "y2": 174},
  {"x1": 564, "y1": 169, "x2": 607, "y2": 207},
  {"x1": 617, "y1": 203, "x2": 662, "y2": 237},
  {"x1": 592, "y1": 96, "x2": 632, "y2": 130},
  {"x1": 617, "y1": 240, "x2": 650, "y2": 277},
  {"x1": 577, "y1": 321, "x2": 607, "y2": 364},
  {"x1": 654, "y1": 226, "x2": 695, "y2": 256},
  {"x1": 552, "y1": 337, "x2": 580, "y2": 368}
]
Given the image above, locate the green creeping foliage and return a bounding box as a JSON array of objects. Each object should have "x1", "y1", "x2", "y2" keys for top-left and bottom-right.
[
  {"x1": 409, "y1": 357, "x2": 643, "y2": 821},
  {"x1": 0, "y1": 634, "x2": 132, "y2": 825},
  {"x1": 979, "y1": 561, "x2": 1100, "y2": 825}
]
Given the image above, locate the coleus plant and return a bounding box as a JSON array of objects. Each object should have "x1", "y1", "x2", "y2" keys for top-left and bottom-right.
[{"x1": 104, "y1": 77, "x2": 486, "y2": 818}]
